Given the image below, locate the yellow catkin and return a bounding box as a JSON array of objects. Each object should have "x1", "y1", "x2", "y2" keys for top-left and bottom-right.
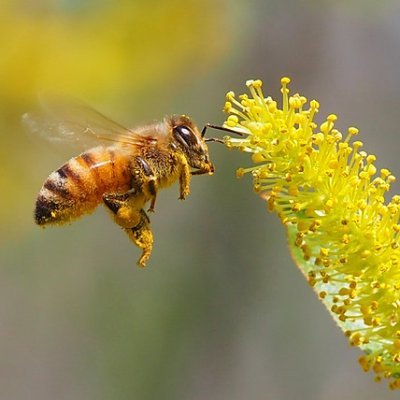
[{"x1": 222, "y1": 78, "x2": 400, "y2": 389}]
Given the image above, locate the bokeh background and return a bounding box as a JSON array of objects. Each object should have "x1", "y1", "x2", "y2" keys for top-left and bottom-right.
[{"x1": 2, "y1": 1, "x2": 400, "y2": 399}]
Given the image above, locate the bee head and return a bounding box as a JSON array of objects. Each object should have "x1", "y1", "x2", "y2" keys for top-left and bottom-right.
[{"x1": 170, "y1": 115, "x2": 214, "y2": 174}]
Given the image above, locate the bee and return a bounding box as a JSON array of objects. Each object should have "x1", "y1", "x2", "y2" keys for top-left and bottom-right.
[{"x1": 23, "y1": 97, "x2": 215, "y2": 267}]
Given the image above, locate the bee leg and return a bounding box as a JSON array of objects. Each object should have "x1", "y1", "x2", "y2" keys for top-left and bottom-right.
[
  {"x1": 103, "y1": 190, "x2": 141, "y2": 228},
  {"x1": 179, "y1": 158, "x2": 191, "y2": 200},
  {"x1": 147, "y1": 178, "x2": 157, "y2": 213},
  {"x1": 134, "y1": 156, "x2": 158, "y2": 213},
  {"x1": 125, "y1": 209, "x2": 153, "y2": 267},
  {"x1": 103, "y1": 192, "x2": 154, "y2": 267}
]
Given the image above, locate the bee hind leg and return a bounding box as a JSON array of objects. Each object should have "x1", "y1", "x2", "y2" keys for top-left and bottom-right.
[
  {"x1": 126, "y1": 209, "x2": 153, "y2": 267},
  {"x1": 103, "y1": 191, "x2": 153, "y2": 267},
  {"x1": 103, "y1": 190, "x2": 140, "y2": 228}
]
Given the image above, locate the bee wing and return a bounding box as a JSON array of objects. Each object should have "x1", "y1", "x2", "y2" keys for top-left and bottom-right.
[{"x1": 22, "y1": 94, "x2": 151, "y2": 150}]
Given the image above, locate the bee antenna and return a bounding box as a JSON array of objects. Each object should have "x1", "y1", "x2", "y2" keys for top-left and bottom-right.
[
  {"x1": 201, "y1": 123, "x2": 244, "y2": 138},
  {"x1": 204, "y1": 137, "x2": 225, "y2": 144}
]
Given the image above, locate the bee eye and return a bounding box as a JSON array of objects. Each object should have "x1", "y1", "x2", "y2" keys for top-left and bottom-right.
[{"x1": 173, "y1": 125, "x2": 197, "y2": 148}]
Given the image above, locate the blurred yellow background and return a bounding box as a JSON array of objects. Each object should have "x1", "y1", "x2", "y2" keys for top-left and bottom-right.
[{"x1": 2, "y1": 1, "x2": 400, "y2": 399}]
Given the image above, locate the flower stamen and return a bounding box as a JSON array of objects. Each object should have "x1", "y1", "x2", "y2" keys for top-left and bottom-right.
[{"x1": 222, "y1": 78, "x2": 400, "y2": 389}]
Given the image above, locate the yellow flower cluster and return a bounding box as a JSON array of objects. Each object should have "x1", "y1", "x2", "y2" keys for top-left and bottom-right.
[{"x1": 222, "y1": 78, "x2": 400, "y2": 389}]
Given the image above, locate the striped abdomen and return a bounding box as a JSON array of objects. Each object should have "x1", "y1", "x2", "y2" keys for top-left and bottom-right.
[{"x1": 35, "y1": 146, "x2": 132, "y2": 225}]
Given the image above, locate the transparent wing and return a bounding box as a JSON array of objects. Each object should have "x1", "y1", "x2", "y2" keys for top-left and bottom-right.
[{"x1": 22, "y1": 94, "x2": 150, "y2": 150}]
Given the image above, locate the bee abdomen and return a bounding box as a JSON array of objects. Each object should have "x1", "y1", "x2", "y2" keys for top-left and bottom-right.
[
  {"x1": 35, "y1": 146, "x2": 131, "y2": 226},
  {"x1": 35, "y1": 167, "x2": 75, "y2": 225}
]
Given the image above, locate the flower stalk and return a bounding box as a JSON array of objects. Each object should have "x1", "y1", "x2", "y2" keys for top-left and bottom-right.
[{"x1": 222, "y1": 78, "x2": 400, "y2": 389}]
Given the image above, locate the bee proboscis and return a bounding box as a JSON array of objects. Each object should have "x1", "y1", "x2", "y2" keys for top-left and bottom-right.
[{"x1": 24, "y1": 97, "x2": 214, "y2": 267}]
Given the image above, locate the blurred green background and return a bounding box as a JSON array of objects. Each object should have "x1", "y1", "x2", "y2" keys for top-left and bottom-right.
[{"x1": 2, "y1": 1, "x2": 400, "y2": 399}]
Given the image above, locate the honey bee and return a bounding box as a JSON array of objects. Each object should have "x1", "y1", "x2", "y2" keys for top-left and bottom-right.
[{"x1": 23, "y1": 97, "x2": 215, "y2": 267}]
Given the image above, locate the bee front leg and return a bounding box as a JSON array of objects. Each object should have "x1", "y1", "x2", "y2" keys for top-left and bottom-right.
[{"x1": 179, "y1": 157, "x2": 191, "y2": 200}]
